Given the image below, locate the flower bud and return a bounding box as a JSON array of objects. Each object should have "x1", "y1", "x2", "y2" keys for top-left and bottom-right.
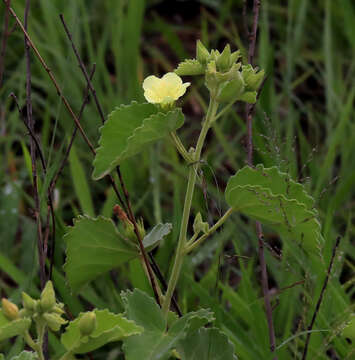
[
  {"x1": 193, "y1": 213, "x2": 209, "y2": 235},
  {"x1": 196, "y1": 40, "x2": 210, "y2": 64},
  {"x1": 241, "y1": 65, "x2": 265, "y2": 91},
  {"x1": 40, "y1": 281, "x2": 56, "y2": 312},
  {"x1": 216, "y1": 44, "x2": 231, "y2": 72},
  {"x1": 79, "y1": 312, "x2": 97, "y2": 337},
  {"x1": 52, "y1": 304, "x2": 65, "y2": 315},
  {"x1": 217, "y1": 72, "x2": 245, "y2": 103},
  {"x1": 43, "y1": 313, "x2": 67, "y2": 332},
  {"x1": 22, "y1": 292, "x2": 36, "y2": 312},
  {"x1": 1, "y1": 298, "x2": 19, "y2": 320},
  {"x1": 19, "y1": 309, "x2": 31, "y2": 318}
]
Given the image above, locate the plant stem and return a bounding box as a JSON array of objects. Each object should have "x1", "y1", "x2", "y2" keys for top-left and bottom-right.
[
  {"x1": 23, "y1": 331, "x2": 45, "y2": 360},
  {"x1": 162, "y1": 96, "x2": 219, "y2": 316},
  {"x1": 185, "y1": 208, "x2": 233, "y2": 253},
  {"x1": 170, "y1": 131, "x2": 193, "y2": 163}
]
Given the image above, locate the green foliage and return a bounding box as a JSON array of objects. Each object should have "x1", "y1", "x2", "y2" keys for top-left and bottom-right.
[
  {"x1": 142, "y1": 223, "x2": 172, "y2": 251},
  {"x1": 93, "y1": 103, "x2": 184, "y2": 179},
  {"x1": 175, "y1": 59, "x2": 205, "y2": 76},
  {"x1": 61, "y1": 309, "x2": 142, "y2": 354},
  {"x1": 177, "y1": 327, "x2": 237, "y2": 360},
  {"x1": 0, "y1": 311, "x2": 31, "y2": 342},
  {"x1": 225, "y1": 165, "x2": 322, "y2": 252},
  {"x1": 122, "y1": 289, "x2": 214, "y2": 360},
  {"x1": 10, "y1": 351, "x2": 38, "y2": 360},
  {"x1": 64, "y1": 216, "x2": 138, "y2": 292}
]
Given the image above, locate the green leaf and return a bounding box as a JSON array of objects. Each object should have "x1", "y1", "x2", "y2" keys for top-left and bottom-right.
[
  {"x1": 64, "y1": 216, "x2": 138, "y2": 292},
  {"x1": 93, "y1": 103, "x2": 184, "y2": 180},
  {"x1": 175, "y1": 59, "x2": 205, "y2": 76},
  {"x1": 61, "y1": 309, "x2": 143, "y2": 354},
  {"x1": 0, "y1": 310, "x2": 31, "y2": 341},
  {"x1": 225, "y1": 165, "x2": 322, "y2": 252},
  {"x1": 10, "y1": 351, "x2": 38, "y2": 360},
  {"x1": 122, "y1": 289, "x2": 214, "y2": 360},
  {"x1": 93, "y1": 102, "x2": 157, "y2": 179},
  {"x1": 68, "y1": 144, "x2": 95, "y2": 217},
  {"x1": 143, "y1": 223, "x2": 172, "y2": 251},
  {"x1": 342, "y1": 314, "x2": 355, "y2": 341},
  {"x1": 177, "y1": 327, "x2": 237, "y2": 360}
]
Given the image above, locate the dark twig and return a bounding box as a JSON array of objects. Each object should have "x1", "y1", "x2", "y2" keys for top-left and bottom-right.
[
  {"x1": 0, "y1": 0, "x2": 11, "y2": 88},
  {"x1": 301, "y1": 236, "x2": 341, "y2": 360},
  {"x1": 59, "y1": 14, "x2": 163, "y2": 306},
  {"x1": 4, "y1": 2, "x2": 96, "y2": 154},
  {"x1": 49, "y1": 64, "x2": 96, "y2": 193},
  {"x1": 24, "y1": 0, "x2": 46, "y2": 290},
  {"x1": 244, "y1": 0, "x2": 277, "y2": 357}
]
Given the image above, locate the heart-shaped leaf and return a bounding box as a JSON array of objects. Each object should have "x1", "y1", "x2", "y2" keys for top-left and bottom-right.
[
  {"x1": 10, "y1": 351, "x2": 38, "y2": 360},
  {"x1": 0, "y1": 310, "x2": 31, "y2": 341},
  {"x1": 225, "y1": 164, "x2": 322, "y2": 252},
  {"x1": 122, "y1": 289, "x2": 214, "y2": 360},
  {"x1": 64, "y1": 216, "x2": 138, "y2": 292},
  {"x1": 93, "y1": 102, "x2": 184, "y2": 180},
  {"x1": 177, "y1": 327, "x2": 237, "y2": 360},
  {"x1": 61, "y1": 309, "x2": 143, "y2": 354},
  {"x1": 143, "y1": 223, "x2": 172, "y2": 251}
]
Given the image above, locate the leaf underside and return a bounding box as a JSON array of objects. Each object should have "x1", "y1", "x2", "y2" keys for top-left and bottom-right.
[
  {"x1": 64, "y1": 216, "x2": 138, "y2": 292},
  {"x1": 0, "y1": 311, "x2": 31, "y2": 341},
  {"x1": 93, "y1": 102, "x2": 184, "y2": 180},
  {"x1": 225, "y1": 164, "x2": 322, "y2": 252}
]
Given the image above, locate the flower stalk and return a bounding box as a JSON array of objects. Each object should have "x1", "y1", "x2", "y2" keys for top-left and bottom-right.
[{"x1": 162, "y1": 93, "x2": 219, "y2": 316}]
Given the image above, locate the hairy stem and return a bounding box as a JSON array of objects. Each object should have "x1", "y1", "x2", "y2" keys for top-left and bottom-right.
[{"x1": 162, "y1": 96, "x2": 219, "y2": 316}]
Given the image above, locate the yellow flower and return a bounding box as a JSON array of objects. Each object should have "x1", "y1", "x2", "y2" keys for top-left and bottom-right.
[{"x1": 143, "y1": 72, "x2": 190, "y2": 106}]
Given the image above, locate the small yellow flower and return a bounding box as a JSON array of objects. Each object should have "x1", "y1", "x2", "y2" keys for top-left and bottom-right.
[{"x1": 143, "y1": 72, "x2": 190, "y2": 106}]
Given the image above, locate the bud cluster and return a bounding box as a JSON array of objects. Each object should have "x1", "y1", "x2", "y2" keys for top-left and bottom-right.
[{"x1": 175, "y1": 40, "x2": 265, "y2": 105}]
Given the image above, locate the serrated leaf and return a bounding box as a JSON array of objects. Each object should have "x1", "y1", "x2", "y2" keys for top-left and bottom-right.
[
  {"x1": 225, "y1": 165, "x2": 322, "y2": 252},
  {"x1": 64, "y1": 216, "x2": 138, "y2": 292},
  {"x1": 93, "y1": 103, "x2": 184, "y2": 179},
  {"x1": 0, "y1": 310, "x2": 31, "y2": 341},
  {"x1": 143, "y1": 223, "x2": 172, "y2": 251},
  {"x1": 177, "y1": 327, "x2": 237, "y2": 360},
  {"x1": 122, "y1": 289, "x2": 214, "y2": 360},
  {"x1": 61, "y1": 309, "x2": 142, "y2": 354},
  {"x1": 175, "y1": 59, "x2": 205, "y2": 76},
  {"x1": 10, "y1": 351, "x2": 38, "y2": 360}
]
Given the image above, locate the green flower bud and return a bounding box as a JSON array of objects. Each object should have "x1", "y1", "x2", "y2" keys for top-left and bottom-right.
[
  {"x1": 216, "y1": 44, "x2": 231, "y2": 72},
  {"x1": 196, "y1": 40, "x2": 210, "y2": 64},
  {"x1": 229, "y1": 50, "x2": 241, "y2": 66},
  {"x1": 217, "y1": 72, "x2": 245, "y2": 103},
  {"x1": 43, "y1": 313, "x2": 67, "y2": 332},
  {"x1": 79, "y1": 312, "x2": 97, "y2": 337},
  {"x1": 241, "y1": 65, "x2": 265, "y2": 91},
  {"x1": 52, "y1": 304, "x2": 65, "y2": 315},
  {"x1": 193, "y1": 213, "x2": 209, "y2": 235},
  {"x1": 40, "y1": 281, "x2": 56, "y2": 312},
  {"x1": 1, "y1": 298, "x2": 19, "y2": 320},
  {"x1": 238, "y1": 91, "x2": 257, "y2": 104},
  {"x1": 19, "y1": 309, "x2": 31, "y2": 318},
  {"x1": 22, "y1": 292, "x2": 36, "y2": 312}
]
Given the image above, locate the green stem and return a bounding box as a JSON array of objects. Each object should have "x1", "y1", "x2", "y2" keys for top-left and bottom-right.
[
  {"x1": 185, "y1": 208, "x2": 234, "y2": 253},
  {"x1": 162, "y1": 95, "x2": 219, "y2": 316},
  {"x1": 23, "y1": 330, "x2": 45, "y2": 360},
  {"x1": 170, "y1": 131, "x2": 193, "y2": 163}
]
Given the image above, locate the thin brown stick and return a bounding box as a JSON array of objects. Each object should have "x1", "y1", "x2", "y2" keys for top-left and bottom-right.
[
  {"x1": 4, "y1": 2, "x2": 96, "y2": 155},
  {"x1": 59, "y1": 14, "x2": 163, "y2": 306},
  {"x1": 244, "y1": 0, "x2": 277, "y2": 356},
  {"x1": 0, "y1": 0, "x2": 11, "y2": 88},
  {"x1": 301, "y1": 236, "x2": 341, "y2": 360},
  {"x1": 49, "y1": 65, "x2": 96, "y2": 193},
  {"x1": 24, "y1": 0, "x2": 46, "y2": 290}
]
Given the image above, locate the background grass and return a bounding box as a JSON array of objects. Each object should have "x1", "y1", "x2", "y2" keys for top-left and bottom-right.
[{"x1": 0, "y1": 0, "x2": 354, "y2": 359}]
